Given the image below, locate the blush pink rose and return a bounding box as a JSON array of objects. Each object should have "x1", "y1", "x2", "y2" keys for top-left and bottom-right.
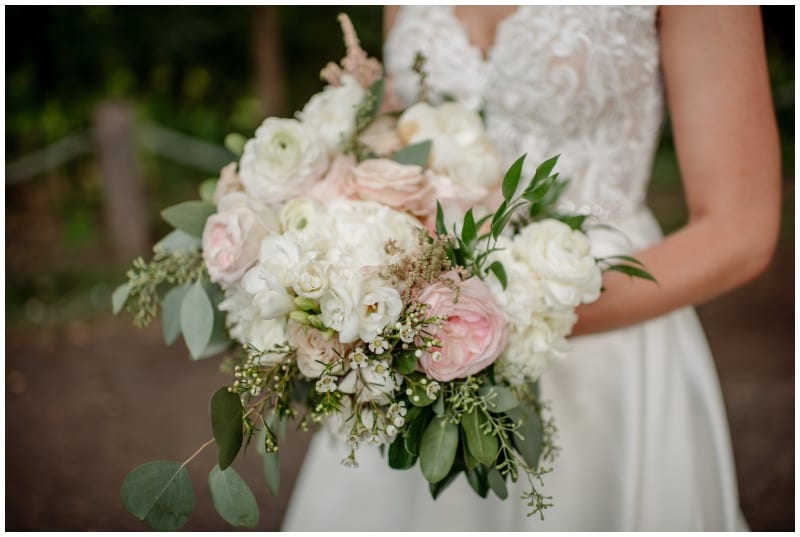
[
  {"x1": 347, "y1": 158, "x2": 436, "y2": 220},
  {"x1": 213, "y1": 162, "x2": 244, "y2": 207},
  {"x1": 288, "y1": 322, "x2": 347, "y2": 379},
  {"x1": 309, "y1": 154, "x2": 357, "y2": 202},
  {"x1": 202, "y1": 203, "x2": 276, "y2": 286},
  {"x1": 417, "y1": 272, "x2": 507, "y2": 381}
]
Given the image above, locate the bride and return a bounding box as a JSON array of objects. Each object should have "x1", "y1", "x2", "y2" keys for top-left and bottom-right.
[{"x1": 282, "y1": 6, "x2": 779, "y2": 531}]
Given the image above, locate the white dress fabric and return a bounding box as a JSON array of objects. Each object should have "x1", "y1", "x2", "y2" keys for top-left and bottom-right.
[{"x1": 283, "y1": 6, "x2": 744, "y2": 531}]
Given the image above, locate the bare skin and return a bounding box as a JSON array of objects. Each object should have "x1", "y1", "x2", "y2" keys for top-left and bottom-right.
[{"x1": 384, "y1": 6, "x2": 781, "y2": 336}]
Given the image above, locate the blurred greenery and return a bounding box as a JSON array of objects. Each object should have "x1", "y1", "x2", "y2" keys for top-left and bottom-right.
[{"x1": 4, "y1": 6, "x2": 794, "y2": 327}]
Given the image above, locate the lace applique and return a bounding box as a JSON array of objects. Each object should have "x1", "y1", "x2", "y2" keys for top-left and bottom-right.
[{"x1": 385, "y1": 6, "x2": 663, "y2": 223}]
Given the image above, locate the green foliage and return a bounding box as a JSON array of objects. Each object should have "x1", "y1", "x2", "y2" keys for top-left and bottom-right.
[
  {"x1": 161, "y1": 200, "x2": 216, "y2": 237},
  {"x1": 461, "y1": 408, "x2": 499, "y2": 467},
  {"x1": 224, "y1": 133, "x2": 247, "y2": 156},
  {"x1": 111, "y1": 282, "x2": 132, "y2": 314},
  {"x1": 161, "y1": 283, "x2": 189, "y2": 345},
  {"x1": 120, "y1": 461, "x2": 194, "y2": 531},
  {"x1": 507, "y1": 404, "x2": 544, "y2": 470},
  {"x1": 388, "y1": 435, "x2": 418, "y2": 469},
  {"x1": 180, "y1": 281, "x2": 215, "y2": 358},
  {"x1": 263, "y1": 451, "x2": 280, "y2": 496},
  {"x1": 208, "y1": 465, "x2": 259, "y2": 528},
  {"x1": 419, "y1": 415, "x2": 459, "y2": 483},
  {"x1": 487, "y1": 467, "x2": 508, "y2": 500},
  {"x1": 478, "y1": 385, "x2": 519, "y2": 413},
  {"x1": 391, "y1": 139, "x2": 432, "y2": 167},
  {"x1": 210, "y1": 387, "x2": 244, "y2": 470}
]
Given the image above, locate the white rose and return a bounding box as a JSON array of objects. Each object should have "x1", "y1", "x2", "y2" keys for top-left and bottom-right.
[
  {"x1": 513, "y1": 219, "x2": 602, "y2": 309},
  {"x1": 287, "y1": 322, "x2": 346, "y2": 379},
  {"x1": 398, "y1": 102, "x2": 502, "y2": 189},
  {"x1": 357, "y1": 278, "x2": 403, "y2": 342},
  {"x1": 279, "y1": 197, "x2": 323, "y2": 234},
  {"x1": 241, "y1": 266, "x2": 294, "y2": 320},
  {"x1": 319, "y1": 269, "x2": 361, "y2": 343},
  {"x1": 297, "y1": 75, "x2": 365, "y2": 155},
  {"x1": 239, "y1": 117, "x2": 329, "y2": 203}
]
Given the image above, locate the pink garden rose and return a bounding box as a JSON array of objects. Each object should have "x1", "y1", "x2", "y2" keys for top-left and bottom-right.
[
  {"x1": 288, "y1": 322, "x2": 347, "y2": 379},
  {"x1": 213, "y1": 162, "x2": 244, "y2": 208},
  {"x1": 347, "y1": 158, "x2": 436, "y2": 220},
  {"x1": 417, "y1": 272, "x2": 507, "y2": 382},
  {"x1": 309, "y1": 154, "x2": 357, "y2": 203},
  {"x1": 202, "y1": 202, "x2": 276, "y2": 286}
]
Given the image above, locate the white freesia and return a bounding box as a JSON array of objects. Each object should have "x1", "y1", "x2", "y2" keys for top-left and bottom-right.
[
  {"x1": 398, "y1": 102, "x2": 502, "y2": 189},
  {"x1": 319, "y1": 268, "x2": 361, "y2": 343},
  {"x1": 298, "y1": 75, "x2": 365, "y2": 155},
  {"x1": 357, "y1": 277, "x2": 403, "y2": 342},
  {"x1": 513, "y1": 219, "x2": 603, "y2": 309},
  {"x1": 239, "y1": 117, "x2": 329, "y2": 203},
  {"x1": 279, "y1": 196, "x2": 323, "y2": 234},
  {"x1": 292, "y1": 258, "x2": 329, "y2": 299}
]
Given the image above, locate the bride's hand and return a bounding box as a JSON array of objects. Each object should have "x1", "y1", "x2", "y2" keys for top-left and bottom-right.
[{"x1": 572, "y1": 6, "x2": 780, "y2": 336}]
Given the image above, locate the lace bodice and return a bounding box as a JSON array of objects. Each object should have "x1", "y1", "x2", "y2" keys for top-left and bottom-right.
[{"x1": 385, "y1": 6, "x2": 664, "y2": 222}]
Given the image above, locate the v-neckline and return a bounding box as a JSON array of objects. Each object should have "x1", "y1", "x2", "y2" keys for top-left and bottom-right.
[{"x1": 446, "y1": 5, "x2": 523, "y2": 63}]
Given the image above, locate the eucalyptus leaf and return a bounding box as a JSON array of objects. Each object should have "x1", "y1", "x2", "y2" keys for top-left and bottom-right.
[
  {"x1": 502, "y1": 154, "x2": 526, "y2": 200},
  {"x1": 180, "y1": 281, "x2": 214, "y2": 359},
  {"x1": 263, "y1": 451, "x2": 280, "y2": 496},
  {"x1": 112, "y1": 282, "x2": 132, "y2": 315},
  {"x1": 194, "y1": 304, "x2": 232, "y2": 360},
  {"x1": 487, "y1": 467, "x2": 508, "y2": 500},
  {"x1": 208, "y1": 465, "x2": 259, "y2": 528},
  {"x1": 419, "y1": 415, "x2": 459, "y2": 483},
  {"x1": 162, "y1": 284, "x2": 190, "y2": 345},
  {"x1": 388, "y1": 436, "x2": 417, "y2": 469},
  {"x1": 392, "y1": 140, "x2": 432, "y2": 167},
  {"x1": 461, "y1": 409, "x2": 498, "y2": 467},
  {"x1": 462, "y1": 429, "x2": 479, "y2": 469},
  {"x1": 155, "y1": 229, "x2": 202, "y2": 254},
  {"x1": 507, "y1": 404, "x2": 544, "y2": 469},
  {"x1": 161, "y1": 200, "x2": 216, "y2": 237},
  {"x1": 224, "y1": 133, "x2": 247, "y2": 156},
  {"x1": 428, "y1": 458, "x2": 464, "y2": 500},
  {"x1": 478, "y1": 385, "x2": 519, "y2": 413},
  {"x1": 120, "y1": 461, "x2": 194, "y2": 531},
  {"x1": 210, "y1": 387, "x2": 244, "y2": 470},
  {"x1": 199, "y1": 179, "x2": 218, "y2": 202}
]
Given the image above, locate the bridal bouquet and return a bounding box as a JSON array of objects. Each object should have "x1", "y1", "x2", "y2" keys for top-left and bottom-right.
[{"x1": 115, "y1": 15, "x2": 652, "y2": 531}]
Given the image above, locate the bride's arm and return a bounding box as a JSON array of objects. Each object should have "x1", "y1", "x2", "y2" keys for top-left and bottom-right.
[{"x1": 572, "y1": 6, "x2": 781, "y2": 336}]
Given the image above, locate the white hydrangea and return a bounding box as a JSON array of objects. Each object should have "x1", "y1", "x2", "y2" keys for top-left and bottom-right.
[{"x1": 297, "y1": 75, "x2": 365, "y2": 155}]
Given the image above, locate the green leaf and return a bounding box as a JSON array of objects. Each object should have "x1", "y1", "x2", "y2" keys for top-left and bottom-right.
[
  {"x1": 465, "y1": 464, "x2": 489, "y2": 498},
  {"x1": 605, "y1": 264, "x2": 658, "y2": 283},
  {"x1": 199, "y1": 179, "x2": 217, "y2": 202},
  {"x1": 551, "y1": 213, "x2": 588, "y2": 231},
  {"x1": 432, "y1": 394, "x2": 445, "y2": 415},
  {"x1": 388, "y1": 436, "x2": 418, "y2": 469},
  {"x1": 195, "y1": 297, "x2": 232, "y2": 359},
  {"x1": 461, "y1": 429, "x2": 479, "y2": 469},
  {"x1": 208, "y1": 465, "x2": 259, "y2": 528},
  {"x1": 154, "y1": 229, "x2": 202, "y2": 254},
  {"x1": 532, "y1": 154, "x2": 559, "y2": 183},
  {"x1": 120, "y1": 461, "x2": 194, "y2": 531},
  {"x1": 392, "y1": 139, "x2": 432, "y2": 167},
  {"x1": 487, "y1": 261, "x2": 507, "y2": 290},
  {"x1": 461, "y1": 409, "x2": 498, "y2": 467},
  {"x1": 210, "y1": 387, "x2": 244, "y2": 470},
  {"x1": 435, "y1": 200, "x2": 447, "y2": 237},
  {"x1": 502, "y1": 154, "x2": 526, "y2": 200},
  {"x1": 161, "y1": 200, "x2": 216, "y2": 237},
  {"x1": 461, "y1": 208, "x2": 477, "y2": 248},
  {"x1": 365, "y1": 78, "x2": 385, "y2": 123},
  {"x1": 491, "y1": 208, "x2": 515, "y2": 240},
  {"x1": 394, "y1": 350, "x2": 418, "y2": 375},
  {"x1": 263, "y1": 451, "x2": 280, "y2": 496},
  {"x1": 112, "y1": 282, "x2": 132, "y2": 315},
  {"x1": 419, "y1": 415, "x2": 459, "y2": 483},
  {"x1": 404, "y1": 409, "x2": 431, "y2": 456},
  {"x1": 224, "y1": 134, "x2": 247, "y2": 156},
  {"x1": 478, "y1": 385, "x2": 519, "y2": 413},
  {"x1": 428, "y1": 458, "x2": 464, "y2": 500},
  {"x1": 507, "y1": 404, "x2": 544, "y2": 469},
  {"x1": 600, "y1": 255, "x2": 648, "y2": 267},
  {"x1": 487, "y1": 467, "x2": 508, "y2": 500},
  {"x1": 180, "y1": 281, "x2": 215, "y2": 359},
  {"x1": 162, "y1": 284, "x2": 190, "y2": 345}
]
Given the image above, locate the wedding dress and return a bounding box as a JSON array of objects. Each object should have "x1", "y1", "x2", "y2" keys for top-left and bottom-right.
[{"x1": 282, "y1": 6, "x2": 745, "y2": 531}]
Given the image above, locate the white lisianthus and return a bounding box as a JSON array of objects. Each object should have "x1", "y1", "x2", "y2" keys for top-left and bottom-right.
[
  {"x1": 239, "y1": 118, "x2": 329, "y2": 203},
  {"x1": 279, "y1": 196, "x2": 323, "y2": 234},
  {"x1": 297, "y1": 75, "x2": 365, "y2": 155},
  {"x1": 512, "y1": 219, "x2": 602, "y2": 309},
  {"x1": 319, "y1": 269, "x2": 361, "y2": 343},
  {"x1": 241, "y1": 266, "x2": 294, "y2": 320},
  {"x1": 357, "y1": 277, "x2": 403, "y2": 342},
  {"x1": 398, "y1": 102, "x2": 502, "y2": 189}
]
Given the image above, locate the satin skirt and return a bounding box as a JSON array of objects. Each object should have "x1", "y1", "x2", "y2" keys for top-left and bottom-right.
[{"x1": 281, "y1": 208, "x2": 745, "y2": 531}]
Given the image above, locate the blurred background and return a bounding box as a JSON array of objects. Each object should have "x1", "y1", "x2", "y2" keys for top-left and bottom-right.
[{"x1": 4, "y1": 5, "x2": 794, "y2": 531}]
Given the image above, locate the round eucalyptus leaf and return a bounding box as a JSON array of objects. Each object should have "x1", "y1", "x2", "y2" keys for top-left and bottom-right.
[
  {"x1": 120, "y1": 461, "x2": 194, "y2": 531},
  {"x1": 208, "y1": 465, "x2": 259, "y2": 528},
  {"x1": 111, "y1": 282, "x2": 132, "y2": 315}
]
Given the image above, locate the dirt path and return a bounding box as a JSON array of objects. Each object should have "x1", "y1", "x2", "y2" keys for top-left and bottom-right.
[{"x1": 5, "y1": 241, "x2": 793, "y2": 531}]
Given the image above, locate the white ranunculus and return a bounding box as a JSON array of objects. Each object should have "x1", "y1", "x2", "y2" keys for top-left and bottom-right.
[
  {"x1": 398, "y1": 102, "x2": 502, "y2": 189},
  {"x1": 319, "y1": 269, "x2": 361, "y2": 343},
  {"x1": 357, "y1": 278, "x2": 403, "y2": 342},
  {"x1": 279, "y1": 196, "x2": 324, "y2": 234},
  {"x1": 241, "y1": 266, "x2": 294, "y2": 320},
  {"x1": 298, "y1": 75, "x2": 365, "y2": 155},
  {"x1": 513, "y1": 219, "x2": 603, "y2": 309},
  {"x1": 239, "y1": 117, "x2": 329, "y2": 203}
]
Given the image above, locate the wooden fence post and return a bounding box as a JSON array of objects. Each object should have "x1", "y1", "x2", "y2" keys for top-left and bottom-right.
[
  {"x1": 252, "y1": 5, "x2": 288, "y2": 118},
  {"x1": 93, "y1": 100, "x2": 150, "y2": 261}
]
